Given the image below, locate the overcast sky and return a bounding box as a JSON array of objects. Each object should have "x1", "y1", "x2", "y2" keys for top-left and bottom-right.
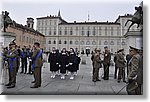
[{"x1": 1, "y1": 0, "x2": 142, "y2": 29}]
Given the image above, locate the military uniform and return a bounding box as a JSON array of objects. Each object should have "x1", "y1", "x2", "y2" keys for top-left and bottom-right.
[
  {"x1": 92, "y1": 53, "x2": 102, "y2": 82},
  {"x1": 126, "y1": 45, "x2": 142, "y2": 95},
  {"x1": 20, "y1": 48, "x2": 27, "y2": 74},
  {"x1": 4, "y1": 48, "x2": 18, "y2": 88},
  {"x1": 31, "y1": 48, "x2": 43, "y2": 88},
  {"x1": 116, "y1": 52, "x2": 126, "y2": 82},
  {"x1": 103, "y1": 51, "x2": 111, "y2": 80}
]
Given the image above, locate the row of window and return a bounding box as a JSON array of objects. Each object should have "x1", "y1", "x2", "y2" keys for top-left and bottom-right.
[
  {"x1": 48, "y1": 40, "x2": 126, "y2": 45},
  {"x1": 19, "y1": 35, "x2": 45, "y2": 45}
]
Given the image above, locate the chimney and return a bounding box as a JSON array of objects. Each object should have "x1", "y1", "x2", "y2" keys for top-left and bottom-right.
[{"x1": 26, "y1": 17, "x2": 34, "y2": 29}]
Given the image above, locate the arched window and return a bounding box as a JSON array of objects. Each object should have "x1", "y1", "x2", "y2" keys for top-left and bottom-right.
[
  {"x1": 49, "y1": 40, "x2": 51, "y2": 44},
  {"x1": 92, "y1": 41, "x2": 96, "y2": 45},
  {"x1": 75, "y1": 41, "x2": 79, "y2": 45},
  {"x1": 81, "y1": 41, "x2": 85, "y2": 45},
  {"x1": 59, "y1": 40, "x2": 61, "y2": 44},
  {"x1": 64, "y1": 41, "x2": 67, "y2": 44},
  {"x1": 53, "y1": 40, "x2": 56, "y2": 44},
  {"x1": 104, "y1": 41, "x2": 108, "y2": 45},
  {"x1": 70, "y1": 41, "x2": 73, "y2": 44},
  {"x1": 110, "y1": 41, "x2": 114, "y2": 45},
  {"x1": 86, "y1": 41, "x2": 90, "y2": 45}
]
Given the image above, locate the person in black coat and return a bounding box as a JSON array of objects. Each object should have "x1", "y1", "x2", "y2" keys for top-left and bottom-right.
[
  {"x1": 68, "y1": 48, "x2": 77, "y2": 80},
  {"x1": 48, "y1": 47, "x2": 60, "y2": 78},
  {"x1": 59, "y1": 48, "x2": 69, "y2": 79},
  {"x1": 74, "y1": 52, "x2": 81, "y2": 76}
]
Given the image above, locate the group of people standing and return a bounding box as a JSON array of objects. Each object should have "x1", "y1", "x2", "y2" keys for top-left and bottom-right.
[
  {"x1": 91, "y1": 46, "x2": 143, "y2": 95},
  {"x1": 48, "y1": 47, "x2": 81, "y2": 80},
  {"x1": 2, "y1": 41, "x2": 43, "y2": 88}
]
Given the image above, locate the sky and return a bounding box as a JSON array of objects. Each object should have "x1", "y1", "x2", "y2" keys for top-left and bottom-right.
[{"x1": 0, "y1": 0, "x2": 142, "y2": 29}]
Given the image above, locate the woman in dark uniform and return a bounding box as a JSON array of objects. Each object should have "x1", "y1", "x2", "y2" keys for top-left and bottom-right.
[
  {"x1": 68, "y1": 48, "x2": 77, "y2": 80},
  {"x1": 59, "y1": 48, "x2": 69, "y2": 79}
]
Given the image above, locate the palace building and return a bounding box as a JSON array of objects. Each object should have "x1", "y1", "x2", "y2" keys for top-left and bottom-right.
[{"x1": 35, "y1": 10, "x2": 141, "y2": 54}]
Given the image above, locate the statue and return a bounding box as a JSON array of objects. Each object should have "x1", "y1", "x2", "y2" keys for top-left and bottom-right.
[
  {"x1": 125, "y1": 6, "x2": 143, "y2": 32},
  {"x1": 0, "y1": 11, "x2": 14, "y2": 32}
]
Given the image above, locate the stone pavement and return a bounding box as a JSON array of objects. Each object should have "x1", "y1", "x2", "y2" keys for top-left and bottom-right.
[{"x1": 0, "y1": 55, "x2": 128, "y2": 95}]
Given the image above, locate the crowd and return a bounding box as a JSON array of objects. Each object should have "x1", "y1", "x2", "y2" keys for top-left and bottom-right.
[
  {"x1": 91, "y1": 46, "x2": 143, "y2": 95},
  {"x1": 1, "y1": 40, "x2": 143, "y2": 95}
]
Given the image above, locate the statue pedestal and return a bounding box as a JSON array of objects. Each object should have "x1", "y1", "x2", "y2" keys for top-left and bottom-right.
[
  {"x1": 124, "y1": 31, "x2": 143, "y2": 53},
  {"x1": 0, "y1": 32, "x2": 16, "y2": 47}
]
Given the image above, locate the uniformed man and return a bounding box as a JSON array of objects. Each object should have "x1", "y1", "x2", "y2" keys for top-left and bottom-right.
[
  {"x1": 116, "y1": 49, "x2": 126, "y2": 83},
  {"x1": 4, "y1": 41, "x2": 18, "y2": 88},
  {"x1": 103, "y1": 46, "x2": 111, "y2": 80},
  {"x1": 126, "y1": 46, "x2": 141, "y2": 95},
  {"x1": 92, "y1": 49, "x2": 102, "y2": 82},
  {"x1": 113, "y1": 52, "x2": 118, "y2": 79},
  {"x1": 30, "y1": 42, "x2": 43, "y2": 88}
]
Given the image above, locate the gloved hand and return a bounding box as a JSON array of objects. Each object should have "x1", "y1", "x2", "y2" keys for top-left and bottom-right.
[
  {"x1": 59, "y1": 65, "x2": 61, "y2": 67},
  {"x1": 66, "y1": 65, "x2": 69, "y2": 67},
  {"x1": 56, "y1": 63, "x2": 59, "y2": 65}
]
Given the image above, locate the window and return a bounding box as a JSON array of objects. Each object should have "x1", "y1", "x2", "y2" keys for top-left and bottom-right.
[
  {"x1": 93, "y1": 27, "x2": 96, "y2": 36},
  {"x1": 86, "y1": 41, "x2": 90, "y2": 45},
  {"x1": 99, "y1": 40, "x2": 101, "y2": 45},
  {"x1": 92, "y1": 41, "x2": 96, "y2": 45},
  {"x1": 81, "y1": 41, "x2": 84, "y2": 45},
  {"x1": 49, "y1": 31, "x2": 51, "y2": 35},
  {"x1": 117, "y1": 40, "x2": 120, "y2": 45},
  {"x1": 87, "y1": 31, "x2": 90, "y2": 37},
  {"x1": 26, "y1": 37, "x2": 28, "y2": 43},
  {"x1": 49, "y1": 40, "x2": 51, "y2": 44},
  {"x1": 53, "y1": 40, "x2": 56, "y2": 44},
  {"x1": 110, "y1": 41, "x2": 114, "y2": 45},
  {"x1": 59, "y1": 40, "x2": 61, "y2": 44},
  {"x1": 70, "y1": 41, "x2": 73, "y2": 44},
  {"x1": 117, "y1": 27, "x2": 120, "y2": 36},
  {"x1": 105, "y1": 27, "x2": 107, "y2": 36},
  {"x1": 64, "y1": 41, "x2": 67, "y2": 44},
  {"x1": 59, "y1": 30, "x2": 62, "y2": 35},
  {"x1": 54, "y1": 31, "x2": 56, "y2": 35},
  {"x1": 81, "y1": 27, "x2": 84, "y2": 36},
  {"x1": 64, "y1": 27, "x2": 67, "y2": 35},
  {"x1": 22, "y1": 36, "x2": 25, "y2": 42},
  {"x1": 70, "y1": 27, "x2": 73, "y2": 35},
  {"x1": 104, "y1": 41, "x2": 108, "y2": 45},
  {"x1": 19, "y1": 36, "x2": 21, "y2": 41},
  {"x1": 75, "y1": 41, "x2": 79, "y2": 45},
  {"x1": 99, "y1": 27, "x2": 101, "y2": 35},
  {"x1": 111, "y1": 27, "x2": 113, "y2": 36},
  {"x1": 29, "y1": 38, "x2": 31, "y2": 43}
]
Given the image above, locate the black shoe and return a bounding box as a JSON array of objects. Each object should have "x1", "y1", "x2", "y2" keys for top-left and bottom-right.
[
  {"x1": 123, "y1": 80, "x2": 127, "y2": 83},
  {"x1": 30, "y1": 85, "x2": 39, "y2": 88},
  {"x1": 38, "y1": 85, "x2": 41, "y2": 87},
  {"x1": 96, "y1": 79, "x2": 101, "y2": 81},
  {"x1": 27, "y1": 73, "x2": 30, "y2": 74},
  {"x1": 7, "y1": 85, "x2": 15, "y2": 89},
  {"x1": 5, "y1": 83, "x2": 11, "y2": 86},
  {"x1": 92, "y1": 80, "x2": 96, "y2": 82},
  {"x1": 104, "y1": 78, "x2": 109, "y2": 80},
  {"x1": 20, "y1": 72, "x2": 23, "y2": 74},
  {"x1": 117, "y1": 80, "x2": 120, "y2": 83},
  {"x1": 31, "y1": 81, "x2": 35, "y2": 83},
  {"x1": 24, "y1": 72, "x2": 26, "y2": 74}
]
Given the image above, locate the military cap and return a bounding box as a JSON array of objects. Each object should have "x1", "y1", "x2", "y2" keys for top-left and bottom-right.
[
  {"x1": 9, "y1": 41, "x2": 16, "y2": 46},
  {"x1": 104, "y1": 46, "x2": 108, "y2": 48},
  {"x1": 129, "y1": 46, "x2": 139, "y2": 52},
  {"x1": 117, "y1": 48, "x2": 124, "y2": 53}
]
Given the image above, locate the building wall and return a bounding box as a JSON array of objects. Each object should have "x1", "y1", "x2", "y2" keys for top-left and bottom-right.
[
  {"x1": 36, "y1": 14, "x2": 142, "y2": 54},
  {"x1": 6, "y1": 26, "x2": 46, "y2": 49}
]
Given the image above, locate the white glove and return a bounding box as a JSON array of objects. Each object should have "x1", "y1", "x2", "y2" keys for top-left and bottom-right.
[
  {"x1": 69, "y1": 63, "x2": 73, "y2": 65},
  {"x1": 66, "y1": 65, "x2": 69, "y2": 67},
  {"x1": 56, "y1": 63, "x2": 59, "y2": 65},
  {"x1": 59, "y1": 65, "x2": 61, "y2": 67}
]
